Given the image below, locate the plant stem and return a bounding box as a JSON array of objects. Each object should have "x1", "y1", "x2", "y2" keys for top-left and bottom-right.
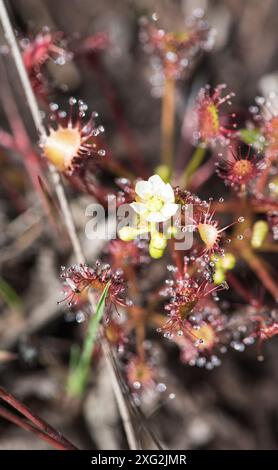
[
  {"x1": 255, "y1": 242, "x2": 278, "y2": 253},
  {"x1": 226, "y1": 272, "x2": 259, "y2": 307},
  {"x1": 0, "y1": 0, "x2": 137, "y2": 449},
  {"x1": 0, "y1": 128, "x2": 17, "y2": 150},
  {"x1": 161, "y1": 76, "x2": 175, "y2": 172},
  {"x1": 87, "y1": 54, "x2": 148, "y2": 178},
  {"x1": 0, "y1": 386, "x2": 77, "y2": 449},
  {"x1": 0, "y1": 405, "x2": 71, "y2": 450},
  {"x1": 180, "y1": 144, "x2": 207, "y2": 188}
]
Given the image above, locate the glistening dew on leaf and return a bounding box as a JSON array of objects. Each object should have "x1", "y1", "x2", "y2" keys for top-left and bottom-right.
[
  {"x1": 139, "y1": 12, "x2": 213, "y2": 81},
  {"x1": 195, "y1": 84, "x2": 236, "y2": 146},
  {"x1": 59, "y1": 261, "x2": 130, "y2": 308},
  {"x1": 21, "y1": 31, "x2": 69, "y2": 71},
  {"x1": 216, "y1": 147, "x2": 261, "y2": 190},
  {"x1": 195, "y1": 209, "x2": 242, "y2": 255},
  {"x1": 41, "y1": 98, "x2": 105, "y2": 173}
]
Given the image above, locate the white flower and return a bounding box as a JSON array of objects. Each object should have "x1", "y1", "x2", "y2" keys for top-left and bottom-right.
[{"x1": 130, "y1": 174, "x2": 178, "y2": 223}]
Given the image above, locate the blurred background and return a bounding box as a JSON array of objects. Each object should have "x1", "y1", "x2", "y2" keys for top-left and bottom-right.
[{"x1": 0, "y1": 0, "x2": 278, "y2": 450}]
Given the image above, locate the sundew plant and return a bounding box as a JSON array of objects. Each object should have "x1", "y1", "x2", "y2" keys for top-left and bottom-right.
[{"x1": 0, "y1": 0, "x2": 277, "y2": 451}]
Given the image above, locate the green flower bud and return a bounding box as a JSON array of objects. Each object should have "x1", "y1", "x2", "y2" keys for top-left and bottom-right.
[{"x1": 213, "y1": 268, "x2": 226, "y2": 285}]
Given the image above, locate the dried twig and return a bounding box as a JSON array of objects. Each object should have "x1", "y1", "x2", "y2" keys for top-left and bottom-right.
[
  {"x1": 0, "y1": 387, "x2": 77, "y2": 450},
  {"x1": 0, "y1": 405, "x2": 71, "y2": 450}
]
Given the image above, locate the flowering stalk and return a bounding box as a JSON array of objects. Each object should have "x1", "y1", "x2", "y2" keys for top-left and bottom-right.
[
  {"x1": 0, "y1": 277, "x2": 22, "y2": 313},
  {"x1": 161, "y1": 76, "x2": 175, "y2": 172},
  {"x1": 231, "y1": 200, "x2": 278, "y2": 301},
  {"x1": 0, "y1": 128, "x2": 18, "y2": 151},
  {"x1": 226, "y1": 271, "x2": 259, "y2": 306},
  {"x1": 86, "y1": 53, "x2": 148, "y2": 178},
  {"x1": 180, "y1": 144, "x2": 207, "y2": 188},
  {"x1": 256, "y1": 153, "x2": 275, "y2": 193},
  {"x1": 255, "y1": 242, "x2": 278, "y2": 253}
]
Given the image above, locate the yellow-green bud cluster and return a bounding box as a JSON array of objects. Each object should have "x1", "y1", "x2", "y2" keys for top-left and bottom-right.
[
  {"x1": 251, "y1": 220, "x2": 268, "y2": 249},
  {"x1": 212, "y1": 252, "x2": 236, "y2": 284}
]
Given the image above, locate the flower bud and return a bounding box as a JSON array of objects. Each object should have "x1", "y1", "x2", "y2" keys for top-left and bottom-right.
[
  {"x1": 149, "y1": 245, "x2": 165, "y2": 259},
  {"x1": 118, "y1": 226, "x2": 139, "y2": 241},
  {"x1": 221, "y1": 252, "x2": 236, "y2": 270},
  {"x1": 213, "y1": 268, "x2": 225, "y2": 285}
]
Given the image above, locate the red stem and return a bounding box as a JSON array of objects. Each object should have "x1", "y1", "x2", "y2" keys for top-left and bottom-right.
[
  {"x1": 189, "y1": 156, "x2": 216, "y2": 192},
  {"x1": 169, "y1": 239, "x2": 184, "y2": 278},
  {"x1": 0, "y1": 129, "x2": 18, "y2": 151},
  {"x1": 0, "y1": 386, "x2": 77, "y2": 450},
  {"x1": 0, "y1": 62, "x2": 43, "y2": 195},
  {"x1": 0, "y1": 405, "x2": 70, "y2": 450}
]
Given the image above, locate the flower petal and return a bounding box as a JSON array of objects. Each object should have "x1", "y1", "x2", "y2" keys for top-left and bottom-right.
[
  {"x1": 135, "y1": 180, "x2": 152, "y2": 200},
  {"x1": 163, "y1": 183, "x2": 175, "y2": 203},
  {"x1": 149, "y1": 174, "x2": 165, "y2": 195},
  {"x1": 130, "y1": 202, "x2": 148, "y2": 215},
  {"x1": 161, "y1": 203, "x2": 179, "y2": 219}
]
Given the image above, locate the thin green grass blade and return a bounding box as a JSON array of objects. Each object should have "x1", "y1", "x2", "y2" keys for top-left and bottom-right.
[
  {"x1": 67, "y1": 282, "x2": 111, "y2": 397},
  {"x1": 0, "y1": 278, "x2": 23, "y2": 313}
]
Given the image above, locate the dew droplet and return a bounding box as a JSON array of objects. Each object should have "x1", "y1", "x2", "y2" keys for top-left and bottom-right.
[
  {"x1": 133, "y1": 381, "x2": 141, "y2": 390},
  {"x1": 156, "y1": 382, "x2": 167, "y2": 393},
  {"x1": 69, "y1": 96, "x2": 77, "y2": 106},
  {"x1": 50, "y1": 102, "x2": 59, "y2": 111},
  {"x1": 76, "y1": 311, "x2": 85, "y2": 323},
  {"x1": 231, "y1": 341, "x2": 245, "y2": 352}
]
